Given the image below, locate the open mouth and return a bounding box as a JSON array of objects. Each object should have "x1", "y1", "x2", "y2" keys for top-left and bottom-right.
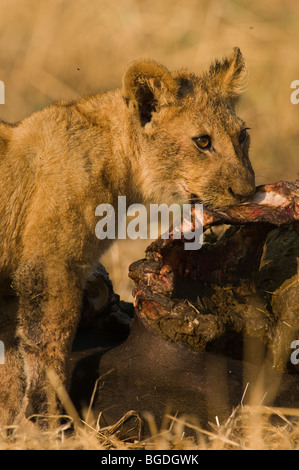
[
  {"x1": 189, "y1": 192, "x2": 261, "y2": 213},
  {"x1": 189, "y1": 193, "x2": 221, "y2": 213},
  {"x1": 189, "y1": 193, "x2": 201, "y2": 203},
  {"x1": 181, "y1": 183, "x2": 215, "y2": 211}
]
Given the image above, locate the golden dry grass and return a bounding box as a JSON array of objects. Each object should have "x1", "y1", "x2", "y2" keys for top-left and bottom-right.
[
  {"x1": 2, "y1": 403, "x2": 299, "y2": 450},
  {"x1": 0, "y1": 0, "x2": 298, "y2": 450}
]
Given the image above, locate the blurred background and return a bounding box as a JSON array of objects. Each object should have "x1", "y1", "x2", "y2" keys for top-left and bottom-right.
[{"x1": 0, "y1": 0, "x2": 298, "y2": 300}]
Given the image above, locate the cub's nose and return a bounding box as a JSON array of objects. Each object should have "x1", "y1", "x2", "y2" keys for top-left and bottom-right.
[{"x1": 228, "y1": 184, "x2": 256, "y2": 202}]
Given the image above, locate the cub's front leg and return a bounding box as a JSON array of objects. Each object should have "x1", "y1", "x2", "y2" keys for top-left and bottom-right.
[{"x1": 13, "y1": 258, "x2": 85, "y2": 417}]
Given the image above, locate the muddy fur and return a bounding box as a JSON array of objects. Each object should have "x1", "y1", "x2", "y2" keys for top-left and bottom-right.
[{"x1": 0, "y1": 48, "x2": 255, "y2": 422}]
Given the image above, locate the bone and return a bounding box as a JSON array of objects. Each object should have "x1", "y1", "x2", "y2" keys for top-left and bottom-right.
[
  {"x1": 196, "y1": 180, "x2": 298, "y2": 231},
  {"x1": 218, "y1": 180, "x2": 299, "y2": 226}
]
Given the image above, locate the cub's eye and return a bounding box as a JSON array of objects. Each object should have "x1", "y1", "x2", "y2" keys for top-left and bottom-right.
[
  {"x1": 193, "y1": 135, "x2": 211, "y2": 151},
  {"x1": 239, "y1": 128, "x2": 250, "y2": 144}
]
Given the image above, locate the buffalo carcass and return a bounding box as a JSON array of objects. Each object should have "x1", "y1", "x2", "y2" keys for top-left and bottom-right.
[{"x1": 86, "y1": 181, "x2": 299, "y2": 438}]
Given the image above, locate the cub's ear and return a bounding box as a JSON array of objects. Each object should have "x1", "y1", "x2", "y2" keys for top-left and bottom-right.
[
  {"x1": 207, "y1": 47, "x2": 248, "y2": 105},
  {"x1": 122, "y1": 59, "x2": 178, "y2": 126}
]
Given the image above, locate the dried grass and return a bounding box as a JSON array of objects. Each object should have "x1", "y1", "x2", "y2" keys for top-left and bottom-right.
[
  {"x1": 2, "y1": 401, "x2": 299, "y2": 450},
  {"x1": 1, "y1": 360, "x2": 299, "y2": 450}
]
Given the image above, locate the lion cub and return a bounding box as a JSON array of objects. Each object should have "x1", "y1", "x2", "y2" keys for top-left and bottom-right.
[{"x1": 0, "y1": 47, "x2": 255, "y2": 421}]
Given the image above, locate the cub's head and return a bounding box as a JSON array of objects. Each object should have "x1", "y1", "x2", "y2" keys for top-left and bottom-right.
[{"x1": 122, "y1": 48, "x2": 255, "y2": 211}]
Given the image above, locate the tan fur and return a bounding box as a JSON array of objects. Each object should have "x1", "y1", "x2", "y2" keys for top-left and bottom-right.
[{"x1": 0, "y1": 48, "x2": 255, "y2": 421}]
